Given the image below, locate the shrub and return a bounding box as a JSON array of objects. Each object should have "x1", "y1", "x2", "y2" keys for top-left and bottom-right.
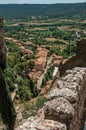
[
  {"x1": 19, "y1": 85, "x2": 33, "y2": 101},
  {"x1": 17, "y1": 77, "x2": 33, "y2": 101}
]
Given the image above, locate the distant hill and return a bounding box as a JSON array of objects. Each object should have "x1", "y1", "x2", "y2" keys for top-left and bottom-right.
[{"x1": 0, "y1": 3, "x2": 86, "y2": 20}]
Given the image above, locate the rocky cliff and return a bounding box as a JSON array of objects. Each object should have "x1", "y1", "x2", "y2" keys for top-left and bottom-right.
[
  {"x1": 15, "y1": 67, "x2": 86, "y2": 130},
  {"x1": 60, "y1": 39, "x2": 86, "y2": 75}
]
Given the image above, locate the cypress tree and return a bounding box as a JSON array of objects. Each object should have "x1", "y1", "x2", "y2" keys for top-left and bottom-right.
[
  {"x1": 0, "y1": 68, "x2": 16, "y2": 130},
  {"x1": 0, "y1": 18, "x2": 16, "y2": 130}
]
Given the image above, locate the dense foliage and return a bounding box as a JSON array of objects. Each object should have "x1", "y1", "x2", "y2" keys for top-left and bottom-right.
[
  {"x1": 0, "y1": 3, "x2": 86, "y2": 20},
  {"x1": 0, "y1": 68, "x2": 16, "y2": 130},
  {"x1": 42, "y1": 66, "x2": 54, "y2": 87},
  {"x1": 5, "y1": 40, "x2": 38, "y2": 101}
]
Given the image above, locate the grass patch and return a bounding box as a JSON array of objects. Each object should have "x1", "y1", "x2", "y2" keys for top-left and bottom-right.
[{"x1": 22, "y1": 96, "x2": 47, "y2": 119}]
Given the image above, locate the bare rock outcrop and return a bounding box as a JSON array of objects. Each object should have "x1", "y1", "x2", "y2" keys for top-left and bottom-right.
[
  {"x1": 48, "y1": 88, "x2": 78, "y2": 104},
  {"x1": 15, "y1": 116, "x2": 67, "y2": 130},
  {"x1": 60, "y1": 39, "x2": 86, "y2": 75},
  {"x1": 44, "y1": 97, "x2": 74, "y2": 123},
  {"x1": 45, "y1": 67, "x2": 86, "y2": 130}
]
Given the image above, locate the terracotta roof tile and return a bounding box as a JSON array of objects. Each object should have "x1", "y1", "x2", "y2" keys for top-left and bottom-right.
[
  {"x1": 62, "y1": 59, "x2": 68, "y2": 65},
  {"x1": 53, "y1": 60, "x2": 61, "y2": 66},
  {"x1": 52, "y1": 54, "x2": 63, "y2": 60}
]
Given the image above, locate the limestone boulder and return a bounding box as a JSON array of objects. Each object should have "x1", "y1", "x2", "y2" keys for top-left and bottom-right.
[
  {"x1": 57, "y1": 79, "x2": 78, "y2": 91},
  {"x1": 15, "y1": 116, "x2": 67, "y2": 130},
  {"x1": 44, "y1": 97, "x2": 74, "y2": 123},
  {"x1": 48, "y1": 88, "x2": 78, "y2": 104}
]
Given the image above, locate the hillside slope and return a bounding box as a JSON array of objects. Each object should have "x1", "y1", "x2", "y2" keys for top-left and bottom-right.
[{"x1": 0, "y1": 3, "x2": 86, "y2": 19}]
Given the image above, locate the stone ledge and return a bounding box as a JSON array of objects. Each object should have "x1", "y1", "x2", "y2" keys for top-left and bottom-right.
[
  {"x1": 15, "y1": 67, "x2": 86, "y2": 130},
  {"x1": 45, "y1": 67, "x2": 86, "y2": 130}
]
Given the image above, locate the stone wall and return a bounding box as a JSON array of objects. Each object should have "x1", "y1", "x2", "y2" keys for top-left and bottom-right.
[
  {"x1": 47, "y1": 67, "x2": 86, "y2": 130},
  {"x1": 15, "y1": 67, "x2": 86, "y2": 130}
]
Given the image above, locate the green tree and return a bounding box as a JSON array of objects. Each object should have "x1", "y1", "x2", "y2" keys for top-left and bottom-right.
[
  {"x1": 19, "y1": 85, "x2": 33, "y2": 101},
  {"x1": 0, "y1": 68, "x2": 16, "y2": 130},
  {"x1": 17, "y1": 77, "x2": 33, "y2": 101},
  {"x1": 5, "y1": 67, "x2": 16, "y2": 91}
]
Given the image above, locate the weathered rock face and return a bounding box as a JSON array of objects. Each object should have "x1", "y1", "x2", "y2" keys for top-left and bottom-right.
[
  {"x1": 45, "y1": 67, "x2": 86, "y2": 130},
  {"x1": 48, "y1": 88, "x2": 78, "y2": 104},
  {"x1": 60, "y1": 39, "x2": 86, "y2": 75},
  {"x1": 15, "y1": 67, "x2": 86, "y2": 130},
  {"x1": 15, "y1": 116, "x2": 67, "y2": 130},
  {"x1": 44, "y1": 97, "x2": 74, "y2": 123},
  {"x1": 0, "y1": 18, "x2": 6, "y2": 70}
]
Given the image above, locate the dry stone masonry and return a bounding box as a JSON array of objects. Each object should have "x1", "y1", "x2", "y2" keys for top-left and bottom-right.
[
  {"x1": 46, "y1": 67, "x2": 86, "y2": 130},
  {"x1": 15, "y1": 67, "x2": 86, "y2": 130}
]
